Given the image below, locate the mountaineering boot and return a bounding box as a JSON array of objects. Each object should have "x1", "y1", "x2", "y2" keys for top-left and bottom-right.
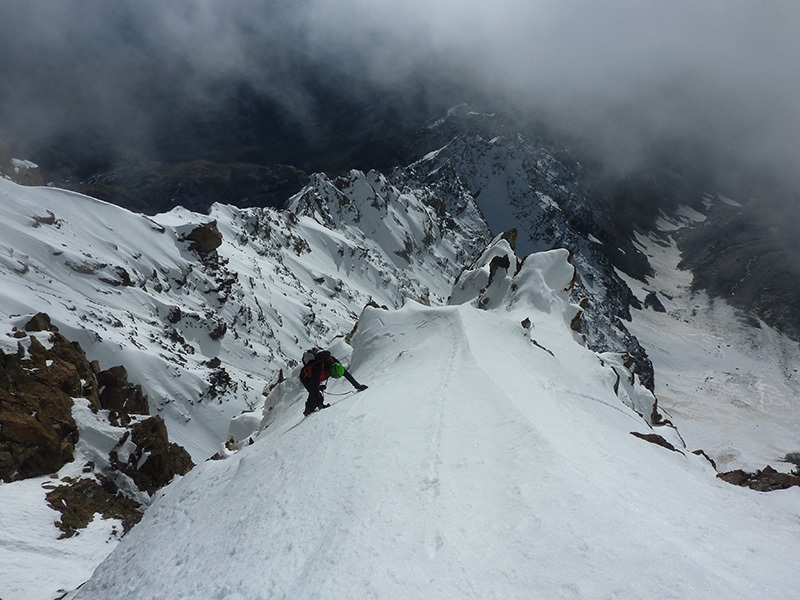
[{"x1": 303, "y1": 403, "x2": 330, "y2": 417}]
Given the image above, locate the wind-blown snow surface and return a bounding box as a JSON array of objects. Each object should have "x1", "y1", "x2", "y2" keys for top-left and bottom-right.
[{"x1": 71, "y1": 250, "x2": 800, "y2": 600}]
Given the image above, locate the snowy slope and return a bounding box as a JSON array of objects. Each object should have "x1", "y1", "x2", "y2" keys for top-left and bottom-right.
[
  {"x1": 4, "y1": 124, "x2": 800, "y2": 600},
  {"x1": 0, "y1": 171, "x2": 489, "y2": 600},
  {"x1": 0, "y1": 459, "x2": 125, "y2": 600},
  {"x1": 622, "y1": 206, "x2": 800, "y2": 473},
  {"x1": 69, "y1": 243, "x2": 800, "y2": 600},
  {"x1": 397, "y1": 107, "x2": 654, "y2": 390},
  {"x1": 0, "y1": 172, "x2": 487, "y2": 460}
]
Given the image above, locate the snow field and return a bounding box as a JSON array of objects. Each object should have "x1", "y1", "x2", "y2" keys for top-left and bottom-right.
[
  {"x1": 0, "y1": 171, "x2": 487, "y2": 599},
  {"x1": 623, "y1": 221, "x2": 800, "y2": 472},
  {"x1": 3, "y1": 172, "x2": 800, "y2": 599},
  {"x1": 0, "y1": 476, "x2": 122, "y2": 600},
  {"x1": 72, "y1": 256, "x2": 800, "y2": 599}
]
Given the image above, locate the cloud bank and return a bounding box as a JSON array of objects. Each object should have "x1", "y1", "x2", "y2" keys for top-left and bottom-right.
[{"x1": 2, "y1": 0, "x2": 799, "y2": 193}]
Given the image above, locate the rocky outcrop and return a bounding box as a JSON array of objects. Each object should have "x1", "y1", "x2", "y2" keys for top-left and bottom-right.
[
  {"x1": 644, "y1": 291, "x2": 666, "y2": 313},
  {"x1": 24, "y1": 311, "x2": 58, "y2": 333},
  {"x1": 184, "y1": 220, "x2": 223, "y2": 254},
  {"x1": 0, "y1": 313, "x2": 161, "y2": 481},
  {"x1": 0, "y1": 315, "x2": 90, "y2": 481},
  {"x1": 718, "y1": 465, "x2": 800, "y2": 492},
  {"x1": 1, "y1": 313, "x2": 194, "y2": 539},
  {"x1": 630, "y1": 431, "x2": 681, "y2": 453},
  {"x1": 110, "y1": 416, "x2": 194, "y2": 496},
  {"x1": 96, "y1": 366, "x2": 149, "y2": 426},
  {"x1": 45, "y1": 476, "x2": 143, "y2": 539}
]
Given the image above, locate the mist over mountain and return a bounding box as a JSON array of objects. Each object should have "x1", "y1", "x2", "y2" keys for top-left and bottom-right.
[
  {"x1": 4, "y1": 1, "x2": 800, "y2": 196},
  {"x1": 3, "y1": 1, "x2": 800, "y2": 341},
  {"x1": 3, "y1": 1, "x2": 800, "y2": 345}
]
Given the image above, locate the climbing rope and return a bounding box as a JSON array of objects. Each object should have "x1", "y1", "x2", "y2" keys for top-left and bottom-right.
[{"x1": 325, "y1": 390, "x2": 356, "y2": 397}]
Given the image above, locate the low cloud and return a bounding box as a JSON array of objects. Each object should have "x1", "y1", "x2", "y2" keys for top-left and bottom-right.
[{"x1": 2, "y1": 1, "x2": 799, "y2": 195}]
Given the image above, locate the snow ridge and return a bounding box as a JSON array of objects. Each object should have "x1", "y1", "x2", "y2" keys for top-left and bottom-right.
[
  {"x1": 0, "y1": 169, "x2": 489, "y2": 599},
  {"x1": 0, "y1": 170, "x2": 488, "y2": 461},
  {"x1": 395, "y1": 109, "x2": 654, "y2": 389},
  {"x1": 71, "y1": 237, "x2": 800, "y2": 600}
]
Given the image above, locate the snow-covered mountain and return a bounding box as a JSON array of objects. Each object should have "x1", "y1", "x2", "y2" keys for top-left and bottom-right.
[
  {"x1": 621, "y1": 205, "x2": 800, "y2": 474},
  {"x1": 396, "y1": 106, "x2": 655, "y2": 389},
  {"x1": 2, "y1": 109, "x2": 800, "y2": 599},
  {"x1": 0, "y1": 166, "x2": 488, "y2": 457},
  {"x1": 65, "y1": 235, "x2": 800, "y2": 600},
  {"x1": 0, "y1": 155, "x2": 491, "y2": 598}
]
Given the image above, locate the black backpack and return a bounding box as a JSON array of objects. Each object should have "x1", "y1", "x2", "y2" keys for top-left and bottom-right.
[
  {"x1": 300, "y1": 347, "x2": 332, "y2": 379},
  {"x1": 302, "y1": 347, "x2": 330, "y2": 366}
]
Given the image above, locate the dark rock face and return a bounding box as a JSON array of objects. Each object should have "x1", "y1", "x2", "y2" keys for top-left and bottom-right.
[
  {"x1": 24, "y1": 312, "x2": 58, "y2": 333},
  {"x1": 185, "y1": 220, "x2": 223, "y2": 254},
  {"x1": 0, "y1": 319, "x2": 97, "y2": 481},
  {"x1": 0, "y1": 312, "x2": 157, "y2": 481},
  {"x1": 678, "y1": 198, "x2": 800, "y2": 341},
  {"x1": 630, "y1": 431, "x2": 681, "y2": 453},
  {"x1": 0, "y1": 314, "x2": 151, "y2": 480},
  {"x1": 488, "y1": 254, "x2": 511, "y2": 284},
  {"x1": 644, "y1": 291, "x2": 666, "y2": 313},
  {"x1": 1, "y1": 313, "x2": 194, "y2": 540},
  {"x1": 96, "y1": 366, "x2": 149, "y2": 426},
  {"x1": 111, "y1": 416, "x2": 194, "y2": 496}
]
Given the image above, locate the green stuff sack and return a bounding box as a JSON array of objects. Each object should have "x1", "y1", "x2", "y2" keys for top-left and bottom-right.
[{"x1": 329, "y1": 362, "x2": 345, "y2": 378}]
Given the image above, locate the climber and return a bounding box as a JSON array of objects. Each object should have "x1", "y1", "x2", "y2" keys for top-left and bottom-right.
[{"x1": 299, "y1": 347, "x2": 367, "y2": 416}]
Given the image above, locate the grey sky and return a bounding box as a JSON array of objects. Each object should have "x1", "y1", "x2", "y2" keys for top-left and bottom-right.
[{"x1": 2, "y1": 1, "x2": 799, "y2": 192}]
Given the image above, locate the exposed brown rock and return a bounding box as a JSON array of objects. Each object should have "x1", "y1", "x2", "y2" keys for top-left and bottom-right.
[
  {"x1": 718, "y1": 465, "x2": 800, "y2": 492},
  {"x1": 0, "y1": 317, "x2": 99, "y2": 481},
  {"x1": 96, "y1": 366, "x2": 149, "y2": 425},
  {"x1": 111, "y1": 416, "x2": 194, "y2": 496},
  {"x1": 24, "y1": 312, "x2": 58, "y2": 333},
  {"x1": 185, "y1": 220, "x2": 223, "y2": 254},
  {"x1": 0, "y1": 313, "x2": 195, "y2": 542},
  {"x1": 499, "y1": 228, "x2": 517, "y2": 252},
  {"x1": 718, "y1": 469, "x2": 750, "y2": 486},
  {"x1": 691, "y1": 449, "x2": 717, "y2": 470},
  {"x1": 0, "y1": 406, "x2": 74, "y2": 480},
  {"x1": 45, "y1": 475, "x2": 143, "y2": 538},
  {"x1": 630, "y1": 431, "x2": 681, "y2": 453},
  {"x1": 0, "y1": 343, "x2": 23, "y2": 390},
  {"x1": 570, "y1": 310, "x2": 583, "y2": 333}
]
